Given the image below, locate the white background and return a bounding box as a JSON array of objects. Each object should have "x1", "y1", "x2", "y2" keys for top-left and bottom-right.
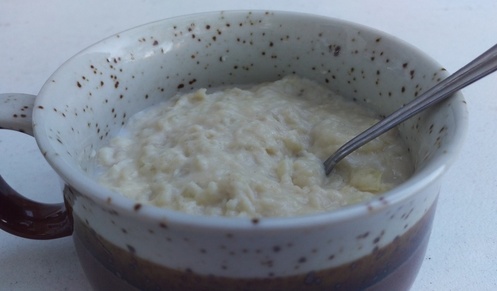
[{"x1": 1, "y1": 1, "x2": 496, "y2": 290}]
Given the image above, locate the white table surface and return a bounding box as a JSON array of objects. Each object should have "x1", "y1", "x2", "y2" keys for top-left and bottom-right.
[{"x1": 1, "y1": 1, "x2": 496, "y2": 290}]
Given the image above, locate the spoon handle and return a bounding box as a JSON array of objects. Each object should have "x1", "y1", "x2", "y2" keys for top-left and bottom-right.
[{"x1": 324, "y1": 44, "x2": 497, "y2": 175}]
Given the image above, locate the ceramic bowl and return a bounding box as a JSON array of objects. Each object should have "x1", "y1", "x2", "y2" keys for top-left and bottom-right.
[{"x1": 0, "y1": 11, "x2": 467, "y2": 290}]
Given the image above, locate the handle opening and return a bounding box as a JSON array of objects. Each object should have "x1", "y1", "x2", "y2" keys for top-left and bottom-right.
[{"x1": 0, "y1": 93, "x2": 73, "y2": 239}]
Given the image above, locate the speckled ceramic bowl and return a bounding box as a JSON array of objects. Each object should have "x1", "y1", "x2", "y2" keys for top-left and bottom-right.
[{"x1": 0, "y1": 11, "x2": 467, "y2": 290}]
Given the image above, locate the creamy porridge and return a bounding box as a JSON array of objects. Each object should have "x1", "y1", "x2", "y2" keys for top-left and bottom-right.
[{"x1": 96, "y1": 76, "x2": 413, "y2": 217}]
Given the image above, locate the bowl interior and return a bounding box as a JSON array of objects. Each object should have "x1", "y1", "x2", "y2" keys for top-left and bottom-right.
[{"x1": 34, "y1": 10, "x2": 467, "y2": 219}]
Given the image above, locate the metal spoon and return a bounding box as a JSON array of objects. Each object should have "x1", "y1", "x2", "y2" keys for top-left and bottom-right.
[{"x1": 324, "y1": 44, "x2": 497, "y2": 175}]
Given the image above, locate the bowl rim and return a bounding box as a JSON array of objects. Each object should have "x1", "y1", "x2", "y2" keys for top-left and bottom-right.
[{"x1": 33, "y1": 10, "x2": 468, "y2": 230}]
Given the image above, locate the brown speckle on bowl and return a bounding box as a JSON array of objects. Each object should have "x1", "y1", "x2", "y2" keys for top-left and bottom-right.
[
  {"x1": 108, "y1": 209, "x2": 119, "y2": 216},
  {"x1": 357, "y1": 232, "x2": 370, "y2": 239},
  {"x1": 126, "y1": 244, "x2": 136, "y2": 254}
]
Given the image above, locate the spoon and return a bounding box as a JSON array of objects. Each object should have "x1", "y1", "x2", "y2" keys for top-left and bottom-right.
[{"x1": 324, "y1": 44, "x2": 497, "y2": 175}]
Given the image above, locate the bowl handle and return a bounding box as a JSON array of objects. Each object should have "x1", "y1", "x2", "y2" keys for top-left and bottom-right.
[{"x1": 0, "y1": 93, "x2": 73, "y2": 239}]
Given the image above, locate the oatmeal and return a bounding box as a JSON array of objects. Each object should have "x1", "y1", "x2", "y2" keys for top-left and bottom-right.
[{"x1": 97, "y1": 76, "x2": 413, "y2": 217}]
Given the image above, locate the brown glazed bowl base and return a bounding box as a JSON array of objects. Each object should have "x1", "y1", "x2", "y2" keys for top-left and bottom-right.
[{"x1": 73, "y1": 202, "x2": 436, "y2": 291}]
